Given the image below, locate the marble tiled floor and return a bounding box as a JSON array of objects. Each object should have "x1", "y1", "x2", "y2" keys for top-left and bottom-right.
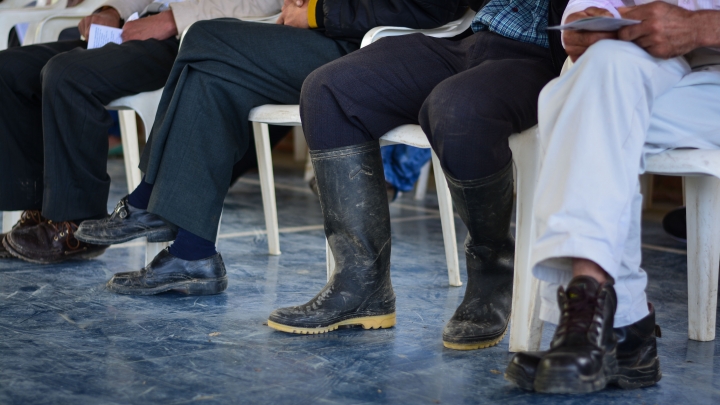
[{"x1": 0, "y1": 160, "x2": 718, "y2": 405}]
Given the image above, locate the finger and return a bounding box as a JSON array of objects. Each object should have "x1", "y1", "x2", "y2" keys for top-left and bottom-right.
[
  {"x1": 584, "y1": 7, "x2": 613, "y2": 17},
  {"x1": 565, "y1": 11, "x2": 590, "y2": 23},
  {"x1": 564, "y1": 46, "x2": 586, "y2": 62},
  {"x1": 618, "y1": 20, "x2": 650, "y2": 42},
  {"x1": 295, "y1": 0, "x2": 303, "y2": 6},
  {"x1": 276, "y1": 14, "x2": 284, "y2": 24}
]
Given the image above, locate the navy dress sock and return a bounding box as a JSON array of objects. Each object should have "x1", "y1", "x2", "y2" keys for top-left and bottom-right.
[
  {"x1": 169, "y1": 228, "x2": 217, "y2": 261},
  {"x1": 128, "y1": 177, "x2": 154, "y2": 209}
]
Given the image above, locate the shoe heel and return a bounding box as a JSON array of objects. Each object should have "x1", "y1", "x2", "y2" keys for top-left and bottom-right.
[
  {"x1": 177, "y1": 277, "x2": 228, "y2": 295},
  {"x1": 358, "y1": 313, "x2": 396, "y2": 330}
]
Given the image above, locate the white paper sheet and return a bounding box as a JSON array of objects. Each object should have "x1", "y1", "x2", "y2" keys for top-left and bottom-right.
[
  {"x1": 547, "y1": 17, "x2": 640, "y2": 31},
  {"x1": 87, "y1": 24, "x2": 123, "y2": 49}
]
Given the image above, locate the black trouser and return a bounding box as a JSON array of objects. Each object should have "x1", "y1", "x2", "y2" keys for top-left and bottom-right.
[
  {"x1": 0, "y1": 38, "x2": 179, "y2": 220},
  {"x1": 300, "y1": 31, "x2": 557, "y2": 180},
  {"x1": 138, "y1": 19, "x2": 357, "y2": 241}
]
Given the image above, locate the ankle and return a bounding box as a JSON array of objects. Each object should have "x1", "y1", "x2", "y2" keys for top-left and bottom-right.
[
  {"x1": 168, "y1": 228, "x2": 217, "y2": 261},
  {"x1": 572, "y1": 258, "x2": 611, "y2": 284},
  {"x1": 127, "y1": 177, "x2": 154, "y2": 210}
]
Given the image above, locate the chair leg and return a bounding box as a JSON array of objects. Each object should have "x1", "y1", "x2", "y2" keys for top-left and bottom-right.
[
  {"x1": 326, "y1": 238, "x2": 335, "y2": 281},
  {"x1": 293, "y1": 126, "x2": 308, "y2": 162},
  {"x1": 684, "y1": 175, "x2": 720, "y2": 341},
  {"x1": 640, "y1": 174, "x2": 654, "y2": 210},
  {"x1": 145, "y1": 241, "x2": 169, "y2": 265},
  {"x1": 2, "y1": 211, "x2": 22, "y2": 233},
  {"x1": 253, "y1": 122, "x2": 281, "y2": 255},
  {"x1": 414, "y1": 160, "x2": 431, "y2": 201},
  {"x1": 431, "y1": 151, "x2": 462, "y2": 287},
  {"x1": 508, "y1": 129, "x2": 544, "y2": 352},
  {"x1": 118, "y1": 110, "x2": 142, "y2": 193},
  {"x1": 303, "y1": 151, "x2": 314, "y2": 182}
]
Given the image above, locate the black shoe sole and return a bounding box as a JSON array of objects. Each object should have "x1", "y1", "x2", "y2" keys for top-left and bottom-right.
[
  {"x1": 442, "y1": 327, "x2": 508, "y2": 351},
  {"x1": 612, "y1": 358, "x2": 662, "y2": 389},
  {"x1": 107, "y1": 276, "x2": 228, "y2": 296},
  {"x1": 504, "y1": 364, "x2": 535, "y2": 391},
  {"x1": 268, "y1": 313, "x2": 396, "y2": 334},
  {"x1": 75, "y1": 226, "x2": 176, "y2": 245},
  {"x1": 534, "y1": 353, "x2": 618, "y2": 394},
  {"x1": 3, "y1": 237, "x2": 107, "y2": 264}
]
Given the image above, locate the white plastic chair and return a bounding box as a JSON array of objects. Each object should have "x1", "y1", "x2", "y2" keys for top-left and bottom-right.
[
  {"x1": 248, "y1": 10, "x2": 475, "y2": 284},
  {"x1": 0, "y1": 0, "x2": 106, "y2": 49},
  {"x1": 510, "y1": 59, "x2": 720, "y2": 353}
]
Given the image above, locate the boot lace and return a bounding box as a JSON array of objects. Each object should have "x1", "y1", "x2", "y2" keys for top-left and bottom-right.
[
  {"x1": 15, "y1": 210, "x2": 44, "y2": 228},
  {"x1": 48, "y1": 220, "x2": 81, "y2": 250},
  {"x1": 556, "y1": 287, "x2": 604, "y2": 344}
]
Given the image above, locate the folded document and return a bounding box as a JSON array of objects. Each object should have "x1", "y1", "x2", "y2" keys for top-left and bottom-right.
[{"x1": 548, "y1": 17, "x2": 640, "y2": 31}]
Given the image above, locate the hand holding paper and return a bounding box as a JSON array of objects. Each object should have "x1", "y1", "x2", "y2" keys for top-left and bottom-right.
[{"x1": 548, "y1": 17, "x2": 640, "y2": 32}]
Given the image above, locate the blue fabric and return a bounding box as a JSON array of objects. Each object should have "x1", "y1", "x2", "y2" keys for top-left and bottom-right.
[
  {"x1": 472, "y1": 0, "x2": 549, "y2": 48},
  {"x1": 169, "y1": 228, "x2": 217, "y2": 261},
  {"x1": 381, "y1": 145, "x2": 432, "y2": 192},
  {"x1": 128, "y1": 177, "x2": 154, "y2": 210}
]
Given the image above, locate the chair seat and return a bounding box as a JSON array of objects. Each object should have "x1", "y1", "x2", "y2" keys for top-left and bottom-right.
[
  {"x1": 380, "y1": 125, "x2": 431, "y2": 149},
  {"x1": 645, "y1": 149, "x2": 720, "y2": 178},
  {"x1": 248, "y1": 105, "x2": 301, "y2": 126}
]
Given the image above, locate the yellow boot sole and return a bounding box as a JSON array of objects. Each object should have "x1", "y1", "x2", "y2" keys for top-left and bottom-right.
[
  {"x1": 442, "y1": 327, "x2": 508, "y2": 351},
  {"x1": 267, "y1": 313, "x2": 396, "y2": 335}
]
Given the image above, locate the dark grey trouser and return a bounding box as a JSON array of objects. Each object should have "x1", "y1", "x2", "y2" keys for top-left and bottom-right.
[
  {"x1": 0, "y1": 38, "x2": 179, "y2": 220},
  {"x1": 300, "y1": 31, "x2": 557, "y2": 180},
  {"x1": 139, "y1": 19, "x2": 357, "y2": 241}
]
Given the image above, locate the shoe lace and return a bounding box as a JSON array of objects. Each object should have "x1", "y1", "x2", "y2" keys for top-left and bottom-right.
[
  {"x1": 17, "y1": 210, "x2": 44, "y2": 227},
  {"x1": 556, "y1": 287, "x2": 604, "y2": 344},
  {"x1": 48, "y1": 220, "x2": 81, "y2": 250}
]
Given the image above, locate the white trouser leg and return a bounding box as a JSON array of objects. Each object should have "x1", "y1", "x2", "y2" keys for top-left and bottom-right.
[{"x1": 531, "y1": 40, "x2": 690, "y2": 327}]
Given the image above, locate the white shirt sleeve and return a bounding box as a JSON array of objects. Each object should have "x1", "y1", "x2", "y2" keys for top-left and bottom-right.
[{"x1": 563, "y1": 0, "x2": 627, "y2": 23}]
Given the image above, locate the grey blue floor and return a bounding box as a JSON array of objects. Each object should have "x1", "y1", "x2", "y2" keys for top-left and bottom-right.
[{"x1": 1, "y1": 160, "x2": 718, "y2": 405}]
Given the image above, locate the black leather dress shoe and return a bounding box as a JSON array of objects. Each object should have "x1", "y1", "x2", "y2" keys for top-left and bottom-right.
[
  {"x1": 533, "y1": 276, "x2": 619, "y2": 394},
  {"x1": 107, "y1": 248, "x2": 227, "y2": 295},
  {"x1": 75, "y1": 196, "x2": 177, "y2": 245},
  {"x1": 505, "y1": 303, "x2": 662, "y2": 391}
]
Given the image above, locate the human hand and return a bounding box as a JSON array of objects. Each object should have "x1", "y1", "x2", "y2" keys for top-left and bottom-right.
[
  {"x1": 563, "y1": 7, "x2": 618, "y2": 62},
  {"x1": 276, "y1": 1, "x2": 309, "y2": 28},
  {"x1": 78, "y1": 7, "x2": 121, "y2": 39},
  {"x1": 618, "y1": 2, "x2": 701, "y2": 59},
  {"x1": 121, "y1": 10, "x2": 178, "y2": 42},
  {"x1": 284, "y1": 0, "x2": 305, "y2": 7}
]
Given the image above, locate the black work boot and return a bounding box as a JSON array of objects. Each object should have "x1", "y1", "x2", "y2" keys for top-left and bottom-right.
[
  {"x1": 442, "y1": 162, "x2": 515, "y2": 350},
  {"x1": 505, "y1": 303, "x2": 662, "y2": 390},
  {"x1": 1, "y1": 210, "x2": 47, "y2": 259},
  {"x1": 75, "y1": 196, "x2": 177, "y2": 245},
  {"x1": 268, "y1": 142, "x2": 396, "y2": 334},
  {"x1": 533, "y1": 276, "x2": 618, "y2": 394},
  {"x1": 107, "y1": 248, "x2": 227, "y2": 295}
]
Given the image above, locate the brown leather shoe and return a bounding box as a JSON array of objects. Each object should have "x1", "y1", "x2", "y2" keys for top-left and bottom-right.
[
  {"x1": 1, "y1": 210, "x2": 46, "y2": 259},
  {"x1": 3, "y1": 220, "x2": 109, "y2": 264}
]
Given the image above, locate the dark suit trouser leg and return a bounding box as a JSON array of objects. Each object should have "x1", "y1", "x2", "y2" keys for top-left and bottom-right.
[
  {"x1": 139, "y1": 20, "x2": 356, "y2": 241},
  {"x1": 41, "y1": 38, "x2": 179, "y2": 221},
  {"x1": 0, "y1": 40, "x2": 84, "y2": 211},
  {"x1": 300, "y1": 31, "x2": 557, "y2": 180}
]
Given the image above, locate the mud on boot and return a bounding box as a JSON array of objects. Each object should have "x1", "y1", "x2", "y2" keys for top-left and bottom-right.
[
  {"x1": 442, "y1": 162, "x2": 515, "y2": 350},
  {"x1": 268, "y1": 142, "x2": 396, "y2": 334}
]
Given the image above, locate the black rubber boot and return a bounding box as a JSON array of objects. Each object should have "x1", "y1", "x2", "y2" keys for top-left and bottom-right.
[
  {"x1": 533, "y1": 276, "x2": 619, "y2": 394},
  {"x1": 441, "y1": 162, "x2": 515, "y2": 350},
  {"x1": 268, "y1": 142, "x2": 396, "y2": 334},
  {"x1": 505, "y1": 303, "x2": 662, "y2": 390}
]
